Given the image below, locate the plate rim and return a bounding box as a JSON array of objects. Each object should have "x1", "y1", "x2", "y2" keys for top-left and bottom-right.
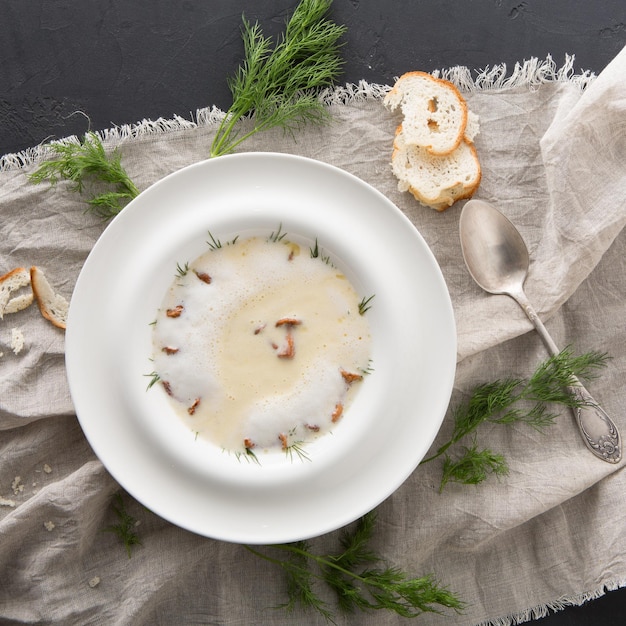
[{"x1": 65, "y1": 152, "x2": 457, "y2": 543}]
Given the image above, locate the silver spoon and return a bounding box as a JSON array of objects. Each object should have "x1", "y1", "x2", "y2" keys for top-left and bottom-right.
[{"x1": 459, "y1": 198, "x2": 621, "y2": 463}]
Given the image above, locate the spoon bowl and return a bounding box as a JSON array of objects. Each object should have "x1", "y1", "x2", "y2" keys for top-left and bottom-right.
[
  {"x1": 459, "y1": 199, "x2": 530, "y2": 296},
  {"x1": 459, "y1": 199, "x2": 621, "y2": 463}
]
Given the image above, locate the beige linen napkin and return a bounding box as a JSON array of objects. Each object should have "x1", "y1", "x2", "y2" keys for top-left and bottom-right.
[{"x1": 1, "y1": 47, "x2": 626, "y2": 625}]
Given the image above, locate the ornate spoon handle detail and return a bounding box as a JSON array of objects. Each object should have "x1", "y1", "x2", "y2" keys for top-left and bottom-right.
[
  {"x1": 512, "y1": 289, "x2": 621, "y2": 463},
  {"x1": 567, "y1": 383, "x2": 621, "y2": 463}
]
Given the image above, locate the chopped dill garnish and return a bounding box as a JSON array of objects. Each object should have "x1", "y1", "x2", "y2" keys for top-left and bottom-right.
[
  {"x1": 246, "y1": 511, "x2": 464, "y2": 621},
  {"x1": 244, "y1": 445, "x2": 261, "y2": 465},
  {"x1": 284, "y1": 440, "x2": 311, "y2": 463},
  {"x1": 229, "y1": 446, "x2": 262, "y2": 466},
  {"x1": 358, "y1": 295, "x2": 374, "y2": 315},
  {"x1": 207, "y1": 231, "x2": 239, "y2": 250},
  {"x1": 309, "y1": 238, "x2": 333, "y2": 265},
  {"x1": 268, "y1": 223, "x2": 287, "y2": 243},
  {"x1": 144, "y1": 371, "x2": 161, "y2": 390},
  {"x1": 207, "y1": 231, "x2": 223, "y2": 250},
  {"x1": 175, "y1": 261, "x2": 190, "y2": 277},
  {"x1": 359, "y1": 360, "x2": 374, "y2": 376},
  {"x1": 102, "y1": 493, "x2": 142, "y2": 559}
]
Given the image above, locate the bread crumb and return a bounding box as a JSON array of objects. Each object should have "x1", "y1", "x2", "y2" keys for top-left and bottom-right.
[
  {"x1": 11, "y1": 476, "x2": 24, "y2": 495},
  {"x1": 10, "y1": 328, "x2": 24, "y2": 355},
  {"x1": 88, "y1": 576, "x2": 101, "y2": 588},
  {"x1": 43, "y1": 464, "x2": 52, "y2": 474},
  {"x1": 44, "y1": 520, "x2": 55, "y2": 531},
  {"x1": 0, "y1": 496, "x2": 16, "y2": 508}
]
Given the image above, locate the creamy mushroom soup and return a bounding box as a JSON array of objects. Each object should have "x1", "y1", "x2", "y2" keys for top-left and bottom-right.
[{"x1": 151, "y1": 234, "x2": 371, "y2": 458}]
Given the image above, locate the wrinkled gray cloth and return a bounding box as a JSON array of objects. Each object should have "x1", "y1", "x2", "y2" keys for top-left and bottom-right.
[{"x1": 1, "y1": 47, "x2": 626, "y2": 625}]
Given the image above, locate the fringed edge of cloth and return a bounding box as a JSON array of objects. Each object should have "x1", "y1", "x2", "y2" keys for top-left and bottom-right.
[
  {"x1": 0, "y1": 53, "x2": 595, "y2": 173},
  {"x1": 472, "y1": 579, "x2": 626, "y2": 626}
]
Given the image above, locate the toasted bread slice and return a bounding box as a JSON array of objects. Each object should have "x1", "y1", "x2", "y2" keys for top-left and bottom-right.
[
  {"x1": 30, "y1": 266, "x2": 68, "y2": 330},
  {"x1": 384, "y1": 71, "x2": 468, "y2": 156},
  {"x1": 0, "y1": 267, "x2": 32, "y2": 319},
  {"x1": 391, "y1": 125, "x2": 482, "y2": 211}
]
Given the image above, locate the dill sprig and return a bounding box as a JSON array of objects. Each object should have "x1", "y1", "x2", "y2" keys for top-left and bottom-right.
[
  {"x1": 210, "y1": 0, "x2": 346, "y2": 157},
  {"x1": 29, "y1": 132, "x2": 139, "y2": 218},
  {"x1": 421, "y1": 347, "x2": 610, "y2": 489},
  {"x1": 247, "y1": 511, "x2": 463, "y2": 623},
  {"x1": 440, "y1": 442, "x2": 509, "y2": 492},
  {"x1": 102, "y1": 493, "x2": 142, "y2": 558}
]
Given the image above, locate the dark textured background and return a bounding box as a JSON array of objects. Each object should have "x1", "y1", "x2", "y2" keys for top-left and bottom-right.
[
  {"x1": 2, "y1": 1, "x2": 626, "y2": 623},
  {"x1": 2, "y1": 0, "x2": 626, "y2": 157}
]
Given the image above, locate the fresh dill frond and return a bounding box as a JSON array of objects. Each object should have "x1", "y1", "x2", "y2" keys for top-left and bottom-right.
[
  {"x1": 268, "y1": 223, "x2": 287, "y2": 243},
  {"x1": 274, "y1": 540, "x2": 335, "y2": 621},
  {"x1": 102, "y1": 493, "x2": 142, "y2": 558},
  {"x1": 440, "y1": 443, "x2": 509, "y2": 492},
  {"x1": 210, "y1": 0, "x2": 346, "y2": 157},
  {"x1": 358, "y1": 295, "x2": 374, "y2": 315},
  {"x1": 247, "y1": 511, "x2": 464, "y2": 622},
  {"x1": 29, "y1": 132, "x2": 140, "y2": 218},
  {"x1": 525, "y1": 346, "x2": 610, "y2": 407},
  {"x1": 421, "y1": 347, "x2": 610, "y2": 489},
  {"x1": 144, "y1": 371, "x2": 161, "y2": 390}
]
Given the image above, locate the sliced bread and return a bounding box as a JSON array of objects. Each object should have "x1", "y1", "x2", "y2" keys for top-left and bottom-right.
[
  {"x1": 30, "y1": 266, "x2": 69, "y2": 330},
  {"x1": 384, "y1": 71, "x2": 468, "y2": 156},
  {"x1": 391, "y1": 125, "x2": 482, "y2": 212},
  {"x1": 0, "y1": 267, "x2": 32, "y2": 319}
]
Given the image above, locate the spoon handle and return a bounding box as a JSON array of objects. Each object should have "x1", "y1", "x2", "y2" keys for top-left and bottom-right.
[
  {"x1": 565, "y1": 382, "x2": 621, "y2": 462},
  {"x1": 511, "y1": 290, "x2": 621, "y2": 463}
]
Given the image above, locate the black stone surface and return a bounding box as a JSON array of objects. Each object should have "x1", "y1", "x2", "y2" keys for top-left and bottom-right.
[{"x1": 2, "y1": 1, "x2": 626, "y2": 623}]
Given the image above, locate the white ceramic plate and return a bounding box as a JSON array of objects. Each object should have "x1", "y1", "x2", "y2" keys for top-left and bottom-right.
[{"x1": 66, "y1": 153, "x2": 456, "y2": 544}]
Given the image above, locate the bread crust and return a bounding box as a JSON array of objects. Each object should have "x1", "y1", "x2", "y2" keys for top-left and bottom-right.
[
  {"x1": 384, "y1": 71, "x2": 468, "y2": 156},
  {"x1": 30, "y1": 266, "x2": 68, "y2": 330},
  {"x1": 391, "y1": 124, "x2": 481, "y2": 212}
]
